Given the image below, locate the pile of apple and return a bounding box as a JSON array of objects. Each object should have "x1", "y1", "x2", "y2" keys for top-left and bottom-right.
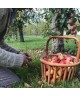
[
  {"x1": 48, "y1": 53, "x2": 74, "y2": 64},
  {"x1": 44, "y1": 53, "x2": 75, "y2": 83}
]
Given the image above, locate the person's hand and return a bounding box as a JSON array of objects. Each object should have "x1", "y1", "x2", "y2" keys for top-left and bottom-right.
[
  {"x1": 23, "y1": 52, "x2": 32, "y2": 61},
  {"x1": 20, "y1": 52, "x2": 32, "y2": 61},
  {"x1": 22, "y1": 54, "x2": 29, "y2": 66},
  {"x1": 19, "y1": 52, "x2": 32, "y2": 66}
]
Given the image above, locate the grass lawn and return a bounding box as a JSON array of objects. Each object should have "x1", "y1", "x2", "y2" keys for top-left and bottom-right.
[{"x1": 6, "y1": 35, "x2": 80, "y2": 88}]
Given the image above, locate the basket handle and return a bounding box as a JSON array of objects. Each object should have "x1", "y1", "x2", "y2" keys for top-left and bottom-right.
[{"x1": 46, "y1": 36, "x2": 80, "y2": 62}]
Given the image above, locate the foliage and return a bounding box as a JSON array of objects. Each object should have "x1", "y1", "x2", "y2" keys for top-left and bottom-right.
[
  {"x1": 43, "y1": 8, "x2": 80, "y2": 36},
  {"x1": 7, "y1": 8, "x2": 46, "y2": 39},
  {"x1": 13, "y1": 8, "x2": 44, "y2": 29},
  {"x1": 6, "y1": 8, "x2": 80, "y2": 39},
  {"x1": 23, "y1": 21, "x2": 46, "y2": 35}
]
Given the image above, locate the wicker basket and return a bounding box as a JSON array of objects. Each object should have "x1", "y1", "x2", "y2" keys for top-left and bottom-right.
[{"x1": 40, "y1": 36, "x2": 80, "y2": 84}]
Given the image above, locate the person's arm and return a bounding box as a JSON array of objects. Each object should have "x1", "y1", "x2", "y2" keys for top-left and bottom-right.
[
  {"x1": 0, "y1": 40, "x2": 32, "y2": 62},
  {"x1": 0, "y1": 8, "x2": 20, "y2": 54},
  {"x1": 0, "y1": 47, "x2": 24, "y2": 67},
  {"x1": 0, "y1": 40, "x2": 20, "y2": 54}
]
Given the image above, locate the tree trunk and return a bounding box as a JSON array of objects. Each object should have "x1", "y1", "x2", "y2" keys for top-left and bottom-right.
[
  {"x1": 52, "y1": 38, "x2": 59, "y2": 53},
  {"x1": 18, "y1": 25, "x2": 24, "y2": 42},
  {"x1": 58, "y1": 28, "x2": 64, "y2": 52},
  {"x1": 52, "y1": 16, "x2": 64, "y2": 53},
  {"x1": 15, "y1": 32, "x2": 18, "y2": 40},
  {"x1": 52, "y1": 28, "x2": 64, "y2": 53}
]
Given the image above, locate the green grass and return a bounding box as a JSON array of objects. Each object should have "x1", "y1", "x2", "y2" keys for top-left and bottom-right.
[
  {"x1": 6, "y1": 36, "x2": 47, "y2": 51},
  {"x1": 6, "y1": 35, "x2": 80, "y2": 88}
]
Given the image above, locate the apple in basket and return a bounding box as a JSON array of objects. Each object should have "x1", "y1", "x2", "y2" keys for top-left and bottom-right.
[
  {"x1": 57, "y1": 53, "x2": 64, "y2": 60},
  {"x1": 59, "y1": 59, "x2": 70, "y2": 64},
  {"x1": 64, "y1": 55, "x2": 74, "y2": 62},
  {"x1": 50, "y1": 69, "x2": 54, "y2": 74},
  {"x1": 46, "y1": 69, "x2": 54, "y2": 76},
  {"x1": 45, "y1": 65, "x2": 49, "y2": 71},
  {"x1": 69, "y1": 61, "x2": 74, "y2": 64},
  {"x1": 46, "y1": 70, "x2": 49, "y2": 76},
  {"x1": 57, "y1": 69, "x2": 62, "y2": 76},
  {"x1": 48, "y1": 58, "x2": 52, "y2": 62},
  {"x1": 64, "y1": 59, "x2": 70, "y2": 64},
  {"x1": 50, "y1": 74, "x2": 60, "y2": 83},
  {"x1": 50, "y1": 74, "x2": 59, "y2": 83},
  {"x1": 68, "y1": 62, "x2": 74, "y2": 71},
  {"x1": 51, "y1": 56, "x2": 58, "y2": 63},
  {"x1": 50, "y1": 75, "x2": 54, "y2": 83},
  {"x1": 60, "y1": 60, "x2": 65, "y2": 64},
  {"x1": 58, "y1": 54, "x2": 74, "y2": 65},
  {"x1": 60, "y1": 59, "x2": 72, "y2": 65}
]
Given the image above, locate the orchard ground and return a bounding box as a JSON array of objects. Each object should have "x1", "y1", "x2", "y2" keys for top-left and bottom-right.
[{"x1": 6, "y1": 35, "x2": 80, "y2": 88}]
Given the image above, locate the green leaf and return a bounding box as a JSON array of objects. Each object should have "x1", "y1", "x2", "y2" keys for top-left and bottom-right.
[
  {"x1": 66, "y1": 30, "x2": 71, "y2": 35},
  {"x1": 73, "y1": 18, "x2": 77, "y2": 23},
  {"x1": 68, "y1": 49, "x2": 73, "y2": 54},
  {"x1": 77, "y1": 25, "x2": 80, "y2": 31}
]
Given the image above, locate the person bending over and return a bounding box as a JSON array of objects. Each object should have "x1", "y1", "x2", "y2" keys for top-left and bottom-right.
[{"x1": 0, "y1": 8, "x2": 32, "y2": 67}]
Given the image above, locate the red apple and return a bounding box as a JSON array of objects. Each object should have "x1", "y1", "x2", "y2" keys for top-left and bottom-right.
[
  {"x1": 46, "y1": 65, "x2": 49, "y2": 71},
  {"x1": 43, "y1": 57, "x2": 48, "y2": 61},
  {"x1": 64, "y1": 55, "x2": 71, "y2": 60},
  {"x1": 71, "y1": 30, "x2": 77, "y2": 35},
  {"x1": 57, "y1": 53, "x2": 64, "y2": 60},
  {"x1": 73, "y1": 24, "x2": 77, "y2": 29},
  {"x1": 46, "y1": 71, "x2": 49, "y2": 76},
  {"x1": 67, "y1": 19, "x2": 73, "y2": 24},
  {"x1": 66, "y1": 57, "x2": 71, "y2": 61},
  {"x1": 52, "y1": 56, "x2": 58, "y2": 63},
  {"x1": 71, "y1": 13, "x2": 75, "y2": 17},
  {"x1": 57, "y1": 59, "x2": 61, "y2": 63},
  {"x1": 50, "y1": 75, "x2": 54, "y2": 83},
  {"x1": 64, "y1": 55, "x2": 69, "y2": 59},
  {"x1": 64, "y1": 55, "x2": 74, "y2": 63},
  {"x1": 69, "y1": 57, "x2": 74, "y2": 62},
  {"x1": 48, "y1": 58, "x2": 52, "y2": 62},
  {"x1": 64, "y1": 60, "x2": 70, "y2": 64},
  {"x1": 60, "y1": 60, "x2": 65, "y2": 64},
  {"x1": 46, "y1": 69, "x2": 54, "y2": 76},
  {"x1": 60, "y1": 59, "x2": 70, "y2": 65}
]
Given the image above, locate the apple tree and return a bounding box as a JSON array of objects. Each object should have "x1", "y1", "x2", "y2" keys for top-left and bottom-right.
[
  {"x1": 43, "y1": 8, "x2": 80, "y2": 53},
  {"x1": 10, "y1": 8, "x2": 33, "y2": 42},
  {"x1": 11, "y1": 8, "x2": 43, "y2": 42}
]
